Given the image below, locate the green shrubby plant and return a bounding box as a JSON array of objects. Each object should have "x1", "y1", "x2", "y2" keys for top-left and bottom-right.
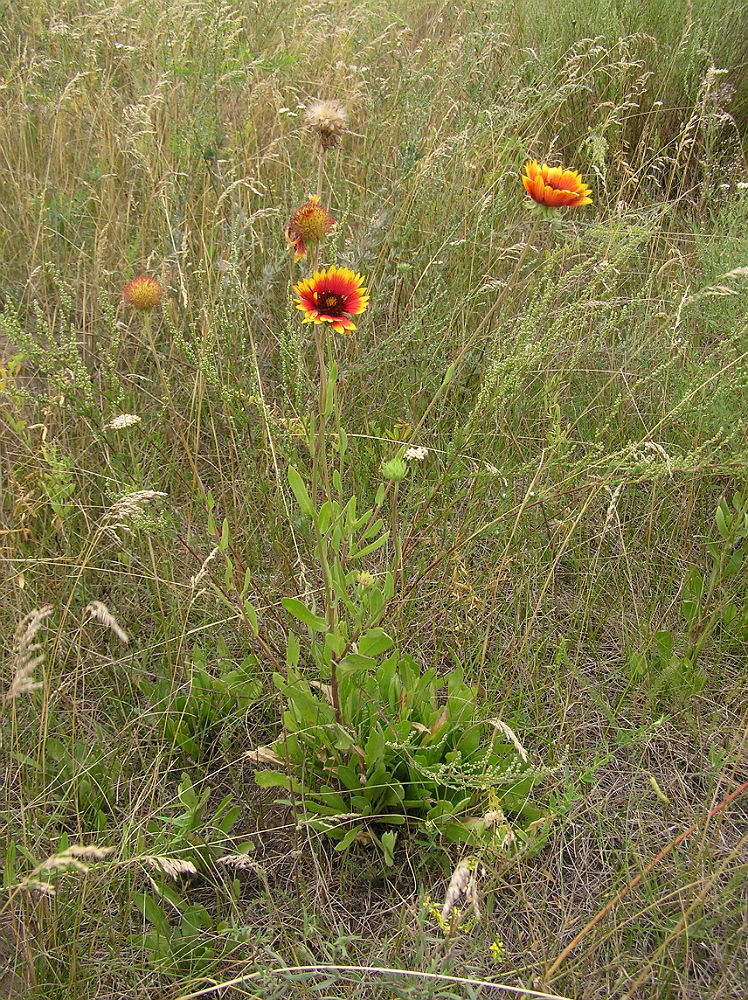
[{"x1": 258, "y1": 646, "x2": 548, "y2": 859}]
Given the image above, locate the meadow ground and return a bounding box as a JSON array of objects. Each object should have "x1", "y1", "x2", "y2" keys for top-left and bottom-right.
[{"x1": 1, "y1": 1, "x2": 748, "y2": 997}]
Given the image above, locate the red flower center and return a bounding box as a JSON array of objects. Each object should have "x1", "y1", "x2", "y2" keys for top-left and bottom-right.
[{"x1": 317, "y1": 291, "x2": 345, "y2": 316}]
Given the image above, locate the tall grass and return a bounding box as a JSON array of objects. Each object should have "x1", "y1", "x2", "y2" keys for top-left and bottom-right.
[{"x1": 1, "y1": 0, "x2": 747, "y2": 997}]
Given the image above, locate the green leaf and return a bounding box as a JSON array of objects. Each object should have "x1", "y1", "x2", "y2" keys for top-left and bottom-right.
[
  {"x1": 317, "y1": 501, "x2": 332, "y2": 534},
  {"x1": 324, "y1": 631, "x2": 346, "y2": 658},
  {"x1": 337, "y1": 764, "x2": 362, "y2": 791},
  {"x1": 361, "y1": 517, "x2": 385, "y2": 542},
  {"x1": 288, "y1": 466, "x2": 315, "y2": 517},
  {"x1": 368, "y1": 585, "x2": 385, "y2": 616},
  {"x1": 365, "y1": 724, "x2": 386, "y2": 768},
  {"x1": 134, "y1": 892, "x2": 169, "y2": 934},
  {"x1": 654, "y1": 630, "x2": 673, "y2": 661},
  {"x1": 286, "y1": 632, "x2": 300, "y2": 669},
  {"x1": 334, "y1": 824, "x2": 363, "y2": 852},
  {"x1": 282, "y1": 597, "x2": 328, "y2": 632},
  {"x1": 220, "y1": 518, "x2": 230, "y2": 552},
  {"x1": 217, "y1": 805, "x2": 242, "y2": 834},
  {"x1": 351, "y1": 531, "x2": 390, "y2": 561},
  {"x1": 379, "y1": 830, "x2": 397, "y2": 866},
  {"x1": 254, "y1": 771, "x2": 292, "y2": 790},
  {"x1": 715, "y1": 503, "x2": 730, "y2": 539},
  {"x1": 358, "y1": 627, "x2": 393, "y2": 658},
  {"x1": 338, "y1": 653, "x2": 376, "y2": 674},
  {"x1": 725, "y1": 547, "x2": 743, "y2": 578},
  {"x1": 285, "y1": 682, "x2": 333, "y2": 725},
  {"x1": 243, "y1": 599, "x2": 258, "y2": 635}
]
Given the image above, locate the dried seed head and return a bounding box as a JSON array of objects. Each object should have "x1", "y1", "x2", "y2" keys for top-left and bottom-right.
[
  {"x1": 304, "y1": 99, "x2": 348, "y2": 149},
  {"x1": 84, "y1": 601, "x2": 129, "y2": 644},
  {"x1": 441, "y1": 859, "x2": 471, "y2": 922},
  {"x1": 143, "y1": 856, "x2": 198, "y2": 879},
  {"x1": 107, "y1": 490, "x2": 167, "y2": 521},
  {"x1": 5, "y1": 606, "x2": 53, "y2": 702}
]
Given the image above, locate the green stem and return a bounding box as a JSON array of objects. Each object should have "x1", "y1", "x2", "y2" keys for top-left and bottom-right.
[
  {"x1": 391, "y1": 482, "x2": 402, "y2": 591},
  {"x1": 316, "y1": 147, "x2": 326, "y2": 200},
  {"x1": 310, "y1": 328, "x2": 340, "y2": 720}
]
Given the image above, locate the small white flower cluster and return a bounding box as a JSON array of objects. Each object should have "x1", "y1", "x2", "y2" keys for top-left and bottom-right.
[
  {"x1": 104, "y1": 413, "x2": 141, "y2": 431},
  {"x1": 404, "y1": 446, "x2": 428, "y2": 461}
]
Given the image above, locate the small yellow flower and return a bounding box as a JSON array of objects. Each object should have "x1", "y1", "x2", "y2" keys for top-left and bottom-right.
[
  {"x1": 490, "y1": 937, "x2": 505, "y2": 962},
  {"x1": 285, "y1": 195, "x2": 337, "y2": 261},
  {"x1": 123, "y1": 276, "x2": 163, "y2": 310}
]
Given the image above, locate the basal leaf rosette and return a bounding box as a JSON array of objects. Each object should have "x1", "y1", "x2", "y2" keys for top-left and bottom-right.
[
  {"x1": 521, "y1": 160, "x2": 592, "y2": 216},
  {"x1": 293, "y1": 265, "x2": 369, "y2": 335},
  {"x1": 253, "y1": 651, "x2": 552, "y2": 860}
]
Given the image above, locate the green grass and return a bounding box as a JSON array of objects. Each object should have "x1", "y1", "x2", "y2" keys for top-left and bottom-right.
[{"x1": 1, "y1": 0, "x2": 748, "y2": 997}]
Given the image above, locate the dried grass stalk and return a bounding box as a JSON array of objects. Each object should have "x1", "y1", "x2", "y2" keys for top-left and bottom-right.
[
  {"x1": 143, "y1": 856, "x2": 198, "y2": 879},
  {"x1": 84, "y1": 601, "x2": 129, "y2": 644},
  {"x1": 5, "y1": 606, "x2": 53, "y2": 703},
  {"x1": 487, "y1": 718, "x2": 529, "y2": 762}
]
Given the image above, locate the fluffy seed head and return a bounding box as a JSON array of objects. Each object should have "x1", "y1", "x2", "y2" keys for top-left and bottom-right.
[{"x1": 304, "y1": 99, "x2": 348, "y2": 149}]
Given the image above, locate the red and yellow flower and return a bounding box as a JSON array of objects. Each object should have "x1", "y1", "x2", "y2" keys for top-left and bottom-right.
[
  {"x1": 285, "y1": 195, "x2": 336, "y2": 261},
  {"x1": 521, "y1": 160, "x2": 592, "y2": 209},
  {"x1": 123, "y1": 275, "x2": 163, "y2": 310},
  {"x1": 293, "y1": 265, "x2": 369, "y2": 335}
]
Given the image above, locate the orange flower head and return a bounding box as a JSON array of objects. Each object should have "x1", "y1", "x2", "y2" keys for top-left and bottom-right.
[
  {"x1": 123, "y1": 275, "x2": 163, "y2": 310},
  {"x1": 285, "y1": 196, "x2": 337, "y2": 261},
  {"x1": 521, "y1": 160, "x2": 592, "y2": 209},
  {"x1": 293, "y1": 265, "x2": 369, "y2": 335}
]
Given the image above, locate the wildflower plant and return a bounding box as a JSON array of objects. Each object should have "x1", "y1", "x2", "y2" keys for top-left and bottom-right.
[{"x1": 249, "y1": 100, "x2": 550, "y2": 863}]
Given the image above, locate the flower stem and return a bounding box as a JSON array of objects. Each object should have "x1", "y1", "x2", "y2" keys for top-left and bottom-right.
[
  {"x1": 391, "y1": 482, "x2": 403, "y2": 591},
  {"x1": 316, "y1": 147, "x2": 326, "y2": 200},
  {"x1": 310, "y1": 327, "x2": 340, "y2": 720}
]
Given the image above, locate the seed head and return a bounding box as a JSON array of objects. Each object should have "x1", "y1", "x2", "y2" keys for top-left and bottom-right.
[
  {"x1": 286, "y1": 195, "x2": 337, "y2": 261},
  {"x1": 123, "y1": 275, "x2": 163, "y2": 311},
  {"x1": 304, "y1": 99, "x2": 348, "y2": 150}
]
